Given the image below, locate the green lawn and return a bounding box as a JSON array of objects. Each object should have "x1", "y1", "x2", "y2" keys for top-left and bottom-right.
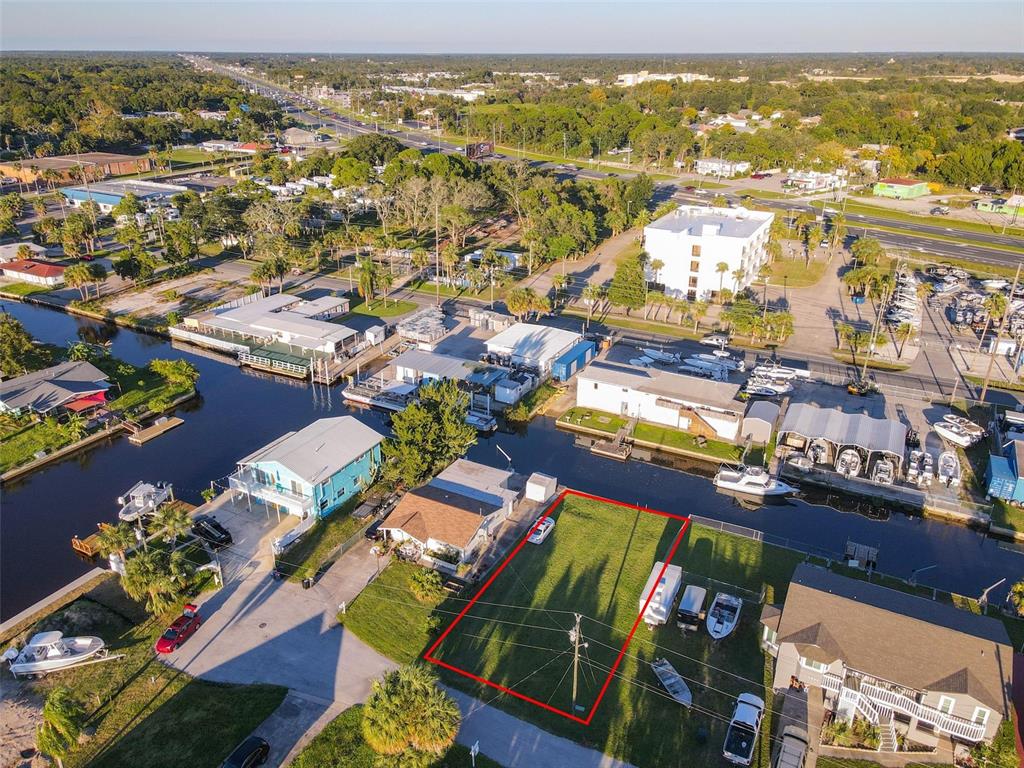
[
  {"x1": 407, "y1": 278, "x2": 499, "y2": 302},
  {"x1": 290, "y1": 704, "x2": 503, "y2": 768},
  {"x1": 343, "y1": 495, "x2": 804, "y2": 767},
  {"x1": 338, "y1": 296, "x2": 419, "y2": 320},
  {"x1": 990, "y1": 500, "x2": 1024, "y2": 534},
  {"x1": 558, "y1": 406, "x2": 627, "y2": 434},
  {"x1": 276, "y1": 495, "x2": 369, "y2": 582},
  {"x1": 561, "y1": 308, "x2": 703, "y2": 340},
  {"x1": 766, "y1": 257, "x2": 830, "y2": 288},
  {"x1": 633, "y1": 422, "x2": 745, "y2": 462},
  {"x1": 0, "y1": 281, "x2": 54, "y2": 297},
  {"x1": 168, "y1": 148, "x2": 216, "y2": 164},
  {"x1": 830, "y1": 350, "x2": 911, "y2": 372},
  {"x1": 16, "y1": 585, "x2": 285, "y2": 768}
]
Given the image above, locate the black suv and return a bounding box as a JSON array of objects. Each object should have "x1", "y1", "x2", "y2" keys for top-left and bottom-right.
[{"x1": 191, "y1": 515, "x2": 233, "y2": 549}]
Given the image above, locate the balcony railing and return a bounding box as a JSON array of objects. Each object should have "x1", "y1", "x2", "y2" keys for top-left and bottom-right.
[{"x1": 229, "y1": 469, "x2": 314, "y2": 517}]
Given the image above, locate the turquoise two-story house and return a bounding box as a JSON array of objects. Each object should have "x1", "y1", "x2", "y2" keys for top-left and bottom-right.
[{"x1": 229, "y1": 416, "x2": 385, "y2": 519}]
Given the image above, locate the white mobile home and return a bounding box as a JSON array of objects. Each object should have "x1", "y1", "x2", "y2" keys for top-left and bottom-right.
[{"x1": 639, "y1": 562, "x2": 683, "y2": 626}]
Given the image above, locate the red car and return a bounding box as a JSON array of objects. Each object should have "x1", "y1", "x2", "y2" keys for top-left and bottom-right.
[{"x1": 155, "y1": 604, "x2": 201, "y2": 654}]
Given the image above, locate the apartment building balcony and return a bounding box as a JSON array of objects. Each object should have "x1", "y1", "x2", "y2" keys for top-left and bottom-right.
[{"x1": 229, "y1": 468, "x2": 314, "y2": 518}]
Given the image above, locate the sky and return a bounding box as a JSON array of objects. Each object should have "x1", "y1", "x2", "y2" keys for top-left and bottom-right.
[{"x1": 2, "y1": 1, "x2": 1022, "y2": 54}]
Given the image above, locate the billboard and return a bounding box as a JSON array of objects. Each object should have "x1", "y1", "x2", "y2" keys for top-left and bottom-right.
[{"x1": 466, "y1": 141, "x2": 494, "y2": 160}]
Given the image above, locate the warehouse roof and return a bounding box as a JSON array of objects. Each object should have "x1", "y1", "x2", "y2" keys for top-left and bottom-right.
[
  {"x1": 779, "y1": 403, "x2": 906, "y2": 456},
  {"x1": 645, "y1": 205, "x2": 772, "y2": 239},
  {"x1": 485, "y1": 323, "x2": 581, "y2": 362},
  {"x1": 580, "y1": 361, "x2": 742, "y2": 412}
]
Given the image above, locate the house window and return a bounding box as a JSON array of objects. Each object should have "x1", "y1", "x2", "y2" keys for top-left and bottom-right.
[
  {"x1": 762, "y1": 626, "x2": 777, "y2": 645},
  {"x1": 972, "y1": 707, "x2": 989, "y2": 726},
  {"x1": 687, "y1": 290, "x2": 697, "y2": 301},
  {"x1": 689, "y1": 276, "x2": 699, "y2": 288},
  {"x1": 593, "y1": 382, "x2": 599, "y2": 389},
  {"x1": 690, "y1": 260, "x2": 700, "y2": 273},
  {"x1": 319, "y1": 497, "x2": 328, "y2": 510},
  {"x1": 937, "y1": 696, "x2": 956, "y2": 715},
  {"x1": 799, "y1": 657, "x2": 827, "y2": 672},
  {"x1": 691, "y1": 245, "x2": 701, "y2": 257}
]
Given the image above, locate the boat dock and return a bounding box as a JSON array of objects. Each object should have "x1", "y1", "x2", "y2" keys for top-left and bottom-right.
[{"x1": 128, "y1": 416, "x2": 184, "y2": 445}]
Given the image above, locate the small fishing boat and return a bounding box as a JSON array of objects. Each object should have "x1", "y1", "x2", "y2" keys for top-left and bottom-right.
[
  {"x1": 3, "y1": 632, "x2": 106, "y2": 678},
  {"x1": 650, "y1": 658, "x2": 693, "y2": 707},
  {"x1": 906, "y1": 450, "x2": 922, "y2": 482},
  {"x1": 747, "y1": 376, "x2": 793, "y2": 394},
  {"x1": 808, "y1": 440, "x2": 829, "y2": 465},
  {"x1": 683, "y1": 357, "x2": 730, "y2": 375},
  {"x1": 714, "y1": 465, "x2": 795, "y2": 497},
  {"x1": 751, "y1": 363, "x2": 810, "y2": 380},
  {"x1": 933, "y1": 421, "x2": 976, "y2": 448},
  {"x1": 786, "y1": 453, "x2": 813, "y2": 472},
  {"x1": 677, "y1": 364, "x2": 720, "y2": 380},
  {"x1": 919, "y1": 452, "x2": 935, "y2": 485},
  {"x1": 836, "y1": 448, "x2": 862, "y2": 478},
  {"x1": 706, "y1": 593, "x2": 742, "y2": 640},
  {"x1": 641, "y1": 348, "x2": 680, "y2": 365},
  {"x1": 938, "y1": 451, "x2": 962, "y2": 487},
  {"x1": 943, "y1": 414, "x2": 985, "y2": 438},
  {"x1": 743, "y1": 383, "x2": 785, "y2": 398},
  {"x1": 871, "y1": 458, "x2": 895, "y2": 485}
]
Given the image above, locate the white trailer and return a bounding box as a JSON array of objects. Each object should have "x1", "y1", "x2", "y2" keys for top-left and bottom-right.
[{"x1": 639, "y1": 562, "x2": 683, "y2": 626}]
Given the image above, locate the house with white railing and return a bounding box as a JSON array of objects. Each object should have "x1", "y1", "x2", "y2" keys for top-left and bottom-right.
[{"x1": 761, "y1": 564, "x2": 1012, "y2": 754}]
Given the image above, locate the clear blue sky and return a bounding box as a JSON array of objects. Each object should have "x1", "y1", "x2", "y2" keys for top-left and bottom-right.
[{"x1": 2, "y1": 1, "x2": 1022, "y2": 53}]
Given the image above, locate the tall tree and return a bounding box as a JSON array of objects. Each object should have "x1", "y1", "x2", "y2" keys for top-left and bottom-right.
[
  {"x1": 607, "y1": 257, "x2": 646, "y2": 316},
  {"x1": 36, "y1": 687, "x2": 84, "y2": 768}
]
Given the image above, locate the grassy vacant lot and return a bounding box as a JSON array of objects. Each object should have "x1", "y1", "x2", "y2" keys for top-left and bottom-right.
[
  {"x1": 276, "y1": 495, "x2": 368, "y2": 582},
  {"x1": 13, "y1": 581, "x2": 284, "y2": 768},
  {"x1": 558, "y1": 406, "x2": 627, "y2": 434},
  {"x1": 345, "y1": 495, "x2": 802, "y2": 767},
  {"x1": 339, "y1": 296, "x2": 419, "y2": 319},
  {"x1": 0, "y1": 281, "x2": 54, "y2": 297},
  {"x1": 633, "y1": 422, "x2": 744, "y2": 461},
  {"x1": 767, "y1": 256, "x2": 830, "y2": 288},
  {"x1": 290, "y1": 704, "x2": 503, "y2": 768}
]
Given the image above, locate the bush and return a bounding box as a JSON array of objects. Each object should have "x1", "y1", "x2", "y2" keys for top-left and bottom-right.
[
  {"x1": 505, "y1": 402, "x2": 529, "y2": 423},
  {"x1": 409, "y1": 568, "x2": 444, "y2": 603},
  {"x1": 147, "y1": 395, "x2": 173, "y2": 413}
]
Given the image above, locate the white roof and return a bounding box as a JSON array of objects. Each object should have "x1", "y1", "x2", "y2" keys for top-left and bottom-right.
[
  {"x1": 200, "y1": 293, "x2": 355, "y2": 349},
  {"x1": 393, "y1": 349, "x2": 479, "y2": 381},
  {"x1": 580, "y1": 361, "x2": 742, "y2": 412},
  {"x1": 779, "y1": 403, "x2": 906, "y2": 459},
  {"x1": 646, "y1": 205, "x2": 773, "y2": 239},
  {"x1": 431, "y1": 459, "x2": 518, "y2": 509},
  {"x1": 485, "y1": 323, "x2": 581, "y2": 362},
  {"x1": 238, "y1": 416, "x2": 385, "y2": 485},
  {"x1": 0, "y1": 242, "x2": 48, "y2": 262}
]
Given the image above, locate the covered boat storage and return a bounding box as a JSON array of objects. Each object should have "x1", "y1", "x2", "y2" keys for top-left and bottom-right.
[{"x1": 778, "y1": 403, "x2": 907, "y2": 474}]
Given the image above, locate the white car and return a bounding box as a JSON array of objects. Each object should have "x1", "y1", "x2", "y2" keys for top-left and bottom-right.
[
  {"x1": 527, "y1": 517, "x2": 555, "y2": 544},
  {"x1": 700, "y1": 334, "x2": 730, "y2": 348}
]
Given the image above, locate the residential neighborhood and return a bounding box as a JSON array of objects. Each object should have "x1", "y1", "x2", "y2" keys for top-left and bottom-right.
[{"x1": 1, "y1": 5, "x2": 1023, "y2": 768}]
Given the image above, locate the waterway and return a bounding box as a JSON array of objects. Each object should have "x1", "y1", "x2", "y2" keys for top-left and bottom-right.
[{"x1": 2, "y1": 301, "x2": 1021, "y2": 621}]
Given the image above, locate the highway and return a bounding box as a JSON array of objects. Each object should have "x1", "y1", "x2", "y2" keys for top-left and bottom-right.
[{"x1": 199, "y1": 57, "x2": 1023, "y2": 271}]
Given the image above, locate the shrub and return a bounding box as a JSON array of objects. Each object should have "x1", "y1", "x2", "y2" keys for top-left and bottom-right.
[{"x1": 409, "y1": 568, "x2": 444, "y2": 603}]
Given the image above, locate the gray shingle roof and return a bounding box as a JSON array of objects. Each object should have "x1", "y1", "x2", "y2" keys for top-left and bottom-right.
[{"x1": 0, "y1": 361, "x2": 110, "y2": 413}]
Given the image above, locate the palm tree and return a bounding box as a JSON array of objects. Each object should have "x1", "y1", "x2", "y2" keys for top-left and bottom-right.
[
  {"x1": 153, "y1": 503, "x2": 193, "y2": 549},
  {"x1": 361, "y1": 665, "x2": 461, "y2": 762},
  {"x1": 715, "y1": 261, "x2": 729, "y2": 302},
  {"x1": 731, "y1": 267, "x2": 746, "y2": 294},
  {"x1": 355, "y1": 254, "x2": 378, "y2": 302},
  {"x1": 691, "y1": 300, "x2": 709, "y2": 333},
  {"x1": 649, "y1": 258, "x2": 665, "y2": 287},
  {"x1": 894, "y1": 322, "x2": 915, "y2": 359},
  {"x1": 977, "y1": 292, "x2": 1008, "y2": 353},
  {"x1": 94, "y1": 522, "x2": 137, "y2": 562},
  {"x1": 378, "y1": 270, "x2": 395, "y2": 307},
  {"x1": 582, "y1": 283, "x2": 604, "y2": 321},
  {"x1": 121, "y1": 549, "x2": 193, "y2": 615},
  {"x1": 64, "y1": 263, "x2": 93, "y2": 301},
  {"x1": 758, "y1": 263, "x2": 772, "y2": 318},
  {"x1": 36, "y1": 687, "x2": 84, "y2": 768},
  {"x1": 551, "y1": 273, "x2": 568, "y2": 309}
]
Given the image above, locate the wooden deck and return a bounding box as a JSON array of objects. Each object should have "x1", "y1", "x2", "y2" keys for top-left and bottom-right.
[{"x1": 128, "y1": 416, "x2": 184, "y2": 445}]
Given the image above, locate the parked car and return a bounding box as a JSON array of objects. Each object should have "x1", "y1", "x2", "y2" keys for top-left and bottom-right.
[
  {"x1": 155, "y1": 604, "x2": 201, "y2": 654},
  {"x1": 221, "y1": 736, "x2": 270, "y2": 768},
  {"x1": 700, "y1": 333, "x2": 730, "y2": 348},
  {"x1": 528, "y1": 516, "x2": 555, "y2": 544},
  {"x1": 723, "y1": 693, "x2": 765, "y2": 765},
  {"x1": 774, "y1": 726, "x2": 808, "y2": 768},
  {"x1": 191, "y1": 515, "x2": 233, "y2": 548},
  {"x1": 751, "y1": 172, "x2": 773, "y2": 179},
  {"x1": 930, "y1": 206, "x2": 950, "y2": 216}
]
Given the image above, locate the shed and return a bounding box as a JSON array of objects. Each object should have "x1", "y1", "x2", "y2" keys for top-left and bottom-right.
[
  {"x1": 526, "y1": 472, "x2": 557, "y2": 502},
  {"x1": 741, "y1": 400, "x2": 780, "y2": 444},
  {"x1": 551, "y1": 340, "x2": 597, "y2": 382}
]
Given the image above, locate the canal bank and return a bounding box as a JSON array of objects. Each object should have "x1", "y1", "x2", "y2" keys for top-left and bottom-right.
[{"x1": 3, "y1": 300, "x2": 1023, "y2": 622}]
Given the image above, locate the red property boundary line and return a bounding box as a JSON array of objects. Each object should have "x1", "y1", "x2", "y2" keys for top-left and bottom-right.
[{"x1": 423, "y1": 488, "x2": 691, "y2": 725}]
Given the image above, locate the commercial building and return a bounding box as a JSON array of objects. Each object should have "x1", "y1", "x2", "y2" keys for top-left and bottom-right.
[
  {"x1": 783, "y1": 170, "x2": 847, "y2": 192},
  {"x1": 229, "y1": 416, "x2": 385, "y2": 520},
  {"x1": 484, "y1": 323, "x2": 582, "y2": 376},
  {"x1": 762, "y1": 564, "x2": 1012, "y2": 748},
  {"x1": 62, "y1": 180, "x2": 188, "y2": 214},
  {"x1": 643, "y1": 205, "x2": 774, "y2": 301},
  {"x1": 0, "y1": 361, "x2": 110, "y2": 416},
  {"x1": 0, "y1": 152, "x2": 152, "y2": 184},
  {"x1": 694, "y1": 158, "x2": 751, "y2": 177},
  {"x1": 778, "y1": 403, "x2": 907, "y2": 474},
  {"x1": 973, "y1": 194, "x2": 1024, "y2": 216},
  {"x1": 576, "y1": 361, "x2": 743, "y2": 442},
  {"x1": 615, "y1": 71, "x2": 712, "y2": 87},
  {"x1": 0, "y1": 260, "x2": 65, "y2": 286},
  {"x1": 873, "y1": 178, "x2": 930, "y2": 199},
  {"x1": 281, "y1": 127, "x2": 323, "y2": 147}
]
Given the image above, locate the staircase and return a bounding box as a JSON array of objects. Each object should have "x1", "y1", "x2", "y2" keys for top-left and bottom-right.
[{"x1": 878, "y1": 713, "x2": 898, "y2": 753}]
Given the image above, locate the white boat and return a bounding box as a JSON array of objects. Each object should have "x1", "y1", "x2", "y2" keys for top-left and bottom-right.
[
  {"x1": 981, "y1": 279, "x2": 1009, "y2": 292},
  {"x1": 706, "y1": 593, "x2": 742, "y2": 640},
  {"x1": 694, "y1": 352, "x2": 745, "y2": 372},
  {"x1": 938, "y1": 451, "x2": 962, "y2": 487},
  {"x1": 641, "y1": 348, "x2": 680, "y2": 365},
  {"x1": 683, "y1": 357, "x2": 730, "y2": 375},
  {"x1": 117, "y1": 480, "x2": 174, "y2": 522},
  {"x1": 919, "y1": 452, "x2": 935, "y2": 485},
  {"x1": 751, "y1": 363, "x2": 810, "y2": 381},
  {"x1": 933, "y1": 421, "x2": 976, "y2": 448},
  {"x1": 906, "y1": 450, "x2": 921, "y2": 482},
  {"x1": 808, "y1": 440, "x2": 829, "y2": 465},
  {"x1": 746, "y1": 376, "x2": 793, "y2": 394},
  {"x1": 677, "y1": 364, "x2": 720, "y2": 380},
  {"x1": 786, "y1": 453, "x2": 813, "y2": 472},
  {"x1": 629, "y1": 356, "x2": 654, "y2": 368},
  {"x1": 870, "y1": 458, "x2": 895, "y2": 485},
  {"x1": 3, "y1": 631, "x2": 106, "y2": 677},
  {"x1": 836, "y1": 448, "x2": 862, "y2": 477},
  {"x1": 943, "y1": 414, "x2": 985, "y2": 438},
  {"x1": 714, "y1": 466, "x2": 795, "y2": 497},
  {"x1": 744, "y1": 383, "x2": 784, "y2": 397}
]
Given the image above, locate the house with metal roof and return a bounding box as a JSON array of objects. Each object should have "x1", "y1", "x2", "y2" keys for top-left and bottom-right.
[
  {"x1": 431, "y1": 459, "x2": 518, "y2": 516},
  {"x1": 985, "y1": 437, "x2": 1024, "y2": 503},
  {"x1": 228, "y1": 416, "x2": 385, "y2": 519},
  {"x1": 1, "y1": 361, "x2": 110, "y2": 416},
  {"x1": 778, "y1": 402, "x2": 907, "y2": 474},
  {"x1": 576, "y1": 360, "x2": 743, "y2": 441},
  {"x1": 761, "y1": 564, "x2": 1012, "y2": 749}
]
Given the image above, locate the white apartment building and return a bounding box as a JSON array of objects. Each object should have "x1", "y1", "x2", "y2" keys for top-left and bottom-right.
[
  {"x1": 643, "y1": 205, "x2": 774, "y2": 301},
  {"x1": 694, "y1": 157, "x2": 751, "y2": 177},
  {"x1": 615, "y1": 70, "x2": 712, "y2": 87}
]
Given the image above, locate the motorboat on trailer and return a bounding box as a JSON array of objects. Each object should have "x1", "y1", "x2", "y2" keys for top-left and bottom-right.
[
  {"x1": 706, "y1": 593, "x2": 742, "y2": 640},
  {"x1": 683, "y1": 357, "x2": 731, "y2": 376},
  {"x1": 906, "y1": 450, "x2": 922, "y2": 483},
  {"x1": 938, "y1": 451, "x2": 962, "y2": 487},
  {"x1": 870, "y1": 458, "x2": 895, "y2": 485},
  {"x1": 641, "y1": 348, "x2": 680, "y2": 365},
  {"x1": 629, "y1": 356, "x2": 655, "y2": 368},
  {"x1": 693, "y1": 352, "x2": 746, "y2": 372},
  {"x1": 919, "y1": 452, "x2": 935, "y2": 485},
  {"x1": 746, "y1": 376, "x2": 793, "y2": 394},
  {"x1": 933, "y1": 420, "x2": 977, "y2": 448},
  {"x1": 835, "y1": 449, "x2": 862, "y2": 478},
  {"x1": 751, "y1": 363, "x2": 809, "y2": 381},
  {"x1": 713, "y1": 465, "x2": 795, "y2": 497},
  {"x1": 3, "y1": 632, "x2": 106, "y2": 678},
  {"x1": 981, "y1": 279, "x2": 1009, "y2": 292},
  {"x1": 943, "y1": 414, "x2": 985, "y2": 438}
]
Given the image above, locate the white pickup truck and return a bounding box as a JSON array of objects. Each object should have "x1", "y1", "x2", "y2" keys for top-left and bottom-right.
[
  {"x1": 723, "y1": 693, "x2": 765, "y2": 765},
  {"x1": 774, "y1": 725, "x2": 809, "y2": 768}
]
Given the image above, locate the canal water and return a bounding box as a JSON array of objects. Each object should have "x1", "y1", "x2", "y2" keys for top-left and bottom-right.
[{"x1": 2, "y1": 301, "x2": 1021, "y2": 621}]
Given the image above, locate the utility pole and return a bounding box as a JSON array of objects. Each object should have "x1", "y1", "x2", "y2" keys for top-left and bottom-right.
[
  {"x1": 980, "y1": 262, "x2": 1021, "y2": 402},
  {"x1": 569, "y1": 613, "x2": 588, "y2": 712}
]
